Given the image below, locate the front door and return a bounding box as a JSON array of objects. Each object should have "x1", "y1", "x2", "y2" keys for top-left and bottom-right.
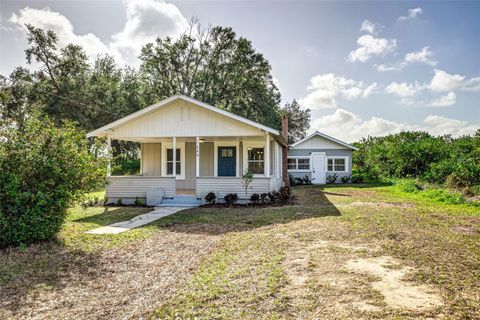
[
  {"x1": 311, "y1": 152, "x2": 326, "y2": 184},
  {"x1": 218, "y1": 147, "x2": 236, "y2": 176}
]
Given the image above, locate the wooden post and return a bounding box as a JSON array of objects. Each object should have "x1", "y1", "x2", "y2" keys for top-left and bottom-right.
[
  {"x1": 196, "y1": 136, "x2": 200, "y2": 177},
  {"x1": 265, "y1": 132, "x2": 270, "y2": 177},
  {"x1": 106, "y1": 136, "x2": 112, "y2": 177},
  {"x1": 172, "y1": 136, "x2": 176, "y2": 176}
]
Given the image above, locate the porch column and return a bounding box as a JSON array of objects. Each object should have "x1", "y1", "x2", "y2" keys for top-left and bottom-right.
[
  {"x1": 195, "y1": 136, "x2": 200, "y2": 177},
  {"x1": 265, "y1": 133, "x2": 270, "y2": 177},
  {"x1": 106, "y1": 136, "x2": 112, "y2": 177},
  {"x1": 172, "y1": 136, "x2": 176, "y2": 176}
]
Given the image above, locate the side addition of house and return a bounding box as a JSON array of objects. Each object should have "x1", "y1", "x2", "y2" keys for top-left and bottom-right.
[{"x1": 287, "y1": 131, "x2": 358, "y2": 184}]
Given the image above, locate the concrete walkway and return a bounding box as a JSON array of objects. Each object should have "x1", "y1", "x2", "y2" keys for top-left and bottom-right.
[{"x1": 86, "y1": 206, "x2": 188, "y2": 235}]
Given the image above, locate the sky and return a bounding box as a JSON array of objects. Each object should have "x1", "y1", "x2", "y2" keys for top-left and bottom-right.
[{"x1": 1, "y1": 0, "x2": 479, "y2": 142}]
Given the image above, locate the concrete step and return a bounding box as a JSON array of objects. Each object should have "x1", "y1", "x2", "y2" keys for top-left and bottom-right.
[{"x1": 158, "y1": 195, "x2": 201, "y2": 207}]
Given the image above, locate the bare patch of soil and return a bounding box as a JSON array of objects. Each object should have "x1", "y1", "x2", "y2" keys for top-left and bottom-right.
[{"x1": 346, "y1": 256, "x2": 443, "y2": 311}]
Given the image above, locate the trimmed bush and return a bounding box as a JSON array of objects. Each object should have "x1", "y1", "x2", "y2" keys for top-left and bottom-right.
[
  {"x1": 260, "y1": 193, "x2": 269, "y2": 204},
  {"x1": 0, "y1": 116, "x2": 106, "y2": 247},
  {"x1": 224, "y1": 193, "x2": 238, "y2": 205},
  {"x1": 341, "y1": 175, "x2": 350, "y2": 184},
  {"x1": 205, "y1": 192, "x2": 217, "y2": 205},
  {"x1": 250, "y1": 193, "x2": 260, "y2": 204},
  {"x1": 134, "y1": 197, "x2": 145, "y2": 206}
]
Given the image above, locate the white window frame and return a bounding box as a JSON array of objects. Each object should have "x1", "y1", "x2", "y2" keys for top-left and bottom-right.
[
  {"x1": 287, "y1": 156, "x2": 312, "y2": 172},
  {"x1": 243, "y1": 141, "x2": 266, "y2": 177},
  {"x1": 214, "y1": 141, "x2": 240, "y2": 177},
  {"x1": 162, "y1": 142, "x2": 186, "y2": 180},
  {"x1": 325, "y1": 156, "x2": 349, "y2": 173}
]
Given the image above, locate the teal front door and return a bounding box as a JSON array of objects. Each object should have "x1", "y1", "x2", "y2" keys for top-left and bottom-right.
[{"x1": 218, "y1": 147, "x2": 236, "y2": 176}]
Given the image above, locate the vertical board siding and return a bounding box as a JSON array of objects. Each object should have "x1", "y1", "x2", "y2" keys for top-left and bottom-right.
[
  {"x1": 200, "y1": 142, "x2": 214, "y2": 176},
  {"x1": 141, "y1": 143, "x2": 161, "y2": 176},
  {"x1": 107, "y1": 176, "x2": 175, "y2": 198},
  {"x1": 196, "y1": 177, "x2": 272, "y2": 199},
  {"x1": 176, "y1": 142, "x2": 196, "y2": 189}
]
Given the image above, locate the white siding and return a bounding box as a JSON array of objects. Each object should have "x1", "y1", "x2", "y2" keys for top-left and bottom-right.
[
  {"x1": 107, "y1": 176, "x2": 175, "y2": 199},
  {"x1": 141, "y1": 143, "x2": 161, "y2": 176},
  {"x1": 110, "y1": 100, "x2": 263, "y2": 138},
  {"x1": 196, "y1": 177, "x2": 272, "y2": 199}
]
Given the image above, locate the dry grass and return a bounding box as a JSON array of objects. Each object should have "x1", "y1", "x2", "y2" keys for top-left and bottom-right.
[{"x1": 1, "y1": 184, "x2": 479, "y2": 319}]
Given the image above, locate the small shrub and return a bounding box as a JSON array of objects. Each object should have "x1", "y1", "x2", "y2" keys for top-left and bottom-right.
[
  {"x1": 294, "y1": 177, "x2": 304, "y2": 186},
  {"x1": 326, "y1": 174, "x2": 339, "y2": 184},
  {"x1": 396, "y1": 180, "x2": 420, "y2": 193},
  {"x1": 260, "y1": 193, "x2": 269, "y2": 204},
  {"x1": 340, "y1": 175, "x2": 351, "y2": 184},
  {"x1": 445, "y1": 173, "x2": 467, "y2": 191},
  {"x1": 302, "y1": 175, "x2": 314, "y2": 185},
  {"x1": 205, "y1": 192, "x2": 217, "y2": 205},
  {"x1": 116, "y1": 198, "x2": 123, "y2": 206},
  {"x1": 250, "y1": 193, "x2": 260, "y2": 204},
  {"x1": 268, "y1": 191, "x2": 280, "y2": 204},
  {"x1": 224, "y1": 193, "x2": 239, "y2": 205},
  {"x1": 103, "y1": 196, "x2": 109, "y2": 206},
  {"x1": 93, "y1": 196, "x2": 100, "y2": 205},
  {"x1": 134, "y1": 197, "x2": 145, "y2": 206},
  {"x1": 421, "y1": 189, "x2": 465, "y2": 205}
]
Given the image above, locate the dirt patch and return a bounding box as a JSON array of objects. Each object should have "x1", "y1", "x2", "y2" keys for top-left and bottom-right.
[
  {"x1": 346, "y1": 256, "x2": 443, "y2": 311},
  {"x1": 0, "y1": 226, "x2": 222, "y2": 319},
  {"x1": 452, "y1": 225, "x2": 478, "y2": 235},
  {"x1": 349, "y1": 201, "x2": 416, "y2": 208}
]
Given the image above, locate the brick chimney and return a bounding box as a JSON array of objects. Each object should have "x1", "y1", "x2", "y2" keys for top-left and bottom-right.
[{"x1": 281, "y1": 114, "x2": 290, "y2": 187}]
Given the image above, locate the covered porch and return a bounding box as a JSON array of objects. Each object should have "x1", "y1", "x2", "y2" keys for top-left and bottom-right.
[{"x1": 106, "y1": 134, "x2": 284, "y2": 202}]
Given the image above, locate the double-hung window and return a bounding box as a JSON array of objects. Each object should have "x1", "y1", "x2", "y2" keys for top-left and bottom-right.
[
  {"x1": 287, "y1": 157, "x2": 310, "y2": 171},
  {"x1": 166, "y1": 148, "x2": 181, "y2": 175},
  {"x1": 247, "y1": 147, "x2": 264, "y2": 174},
  {"x1": 327, "y1": 158, "x2": 346, "y2": 172}
]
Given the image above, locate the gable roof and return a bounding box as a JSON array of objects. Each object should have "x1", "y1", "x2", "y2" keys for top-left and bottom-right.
[
  {"x1": 291, "y1": 131, "x2": 358, "y2": 150},
  {"x1": 87, "y1": 94, "x2": 281, "y2": 139}
]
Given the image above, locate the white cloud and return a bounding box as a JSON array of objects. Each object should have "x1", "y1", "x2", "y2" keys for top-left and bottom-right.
[
  {"x1": 464, "y1": 77, "x2": 480, "y2": 92},
  {"x1": 429, "y1": 69, "x2": 465, "y2": 92},
  {"x1": 347, "y1": 34, "x2": 397, "y2": 63},
  {"x1": 404, "y1": 46, "x2": 437, "y2": 66},
  {"x1": 9, "y1": 6, "x2": 109, "y2": 59},
  {"x1": 360, "y1": 19, "x2": 381, "y2": 35},
  {"x1": 376, "y1": 46, "x2": 436, "y2": 72},
  {"x1": 398, "y1": 7, "x2": 423, "y2": 21},
  {"x1": 426, "y1": 92, "x2": 456, "y2": 107},
  {"x1": 385, "y1": 81, "x2": 422, "y2": 97},
  {"x1": 311, "y1": 108, "x2": 478, "y2": 142},
  {"x1": 109, "y1": 0, "x2": 189, "y2": 65},
  {"x1": 311, "y1": 108, "x2": 415, "y2": 142},
  {"x1": 8, "y1": 0, "x2": 189, "y2": 67},
  {"x1": 423, "y1": 115, "x2": 478, "y2": 136},
  {"x1": 300, "y1": 73, "x2": 377, "y2": 109}
]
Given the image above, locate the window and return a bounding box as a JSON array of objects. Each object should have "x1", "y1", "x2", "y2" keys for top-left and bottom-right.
[
  {"x1": 327, "y1": 158, "x2": 346, "y2": 172},
  {"x1": 166, "y1": 148, "x2": 181, "y2": 175},
  {"x1": 287, "y1": 157, "x2": 310, "y2": 171},
  {"x1": 247, "y1": 147, "x2": 264, "y2": 174}
]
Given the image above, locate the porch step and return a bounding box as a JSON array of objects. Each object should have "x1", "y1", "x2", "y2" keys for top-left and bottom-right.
[{"x1": 158, "y1": 195, "x2": 201, "y2": 207}]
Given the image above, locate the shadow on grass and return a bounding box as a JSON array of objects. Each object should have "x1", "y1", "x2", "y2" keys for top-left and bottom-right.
[
  {"x1": 72, "y1": 207, "x2": 152, "y2": 225},
  {"x1": 148, "y1": 185, "x2": 342, "y2": 235},
  {"x1": 0, "y1": 242, "x2": 102, "y2": 314}
]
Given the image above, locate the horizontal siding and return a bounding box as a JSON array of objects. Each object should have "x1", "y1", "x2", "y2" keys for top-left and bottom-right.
[
  {"x1": 107, "y1": 176, "x2": 175, "y2": 199},
  {"x1": 270, "y1": 176, "x2": 283, "y2": 191},
  {"x1": 196, "y1": 177, "x2": 272, "y2": 199}
]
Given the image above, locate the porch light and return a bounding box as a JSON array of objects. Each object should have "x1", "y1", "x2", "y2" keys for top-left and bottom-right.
[{"x1": 199, "y1": 138, "x2": 206, "y2": 143}]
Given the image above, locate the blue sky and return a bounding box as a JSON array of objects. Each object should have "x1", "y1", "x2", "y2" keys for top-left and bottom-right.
[{"x1": 1, "y1": 0, "x2": 479, "y2": 141}]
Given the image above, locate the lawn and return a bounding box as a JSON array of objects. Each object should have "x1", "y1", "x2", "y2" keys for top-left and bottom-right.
[{"x1": 0, "y1": 184, "x2": 478, "y2": 319}]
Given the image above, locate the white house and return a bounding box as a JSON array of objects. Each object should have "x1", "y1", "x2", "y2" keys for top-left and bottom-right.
[
  {"x1": 287, "y1": 131, "x2": 358, "y2": 184},
  {"x1": 87, "y1": 95, "x2": 288, "y2": 205}
]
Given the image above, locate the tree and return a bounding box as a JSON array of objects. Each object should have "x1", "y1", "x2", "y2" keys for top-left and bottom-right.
[
  {"x1": 282, "y1": 99, "x2": 311, "y2": 145},
  {"x1": 140, "y1": 24, "x2": 282, "y2": 129}
]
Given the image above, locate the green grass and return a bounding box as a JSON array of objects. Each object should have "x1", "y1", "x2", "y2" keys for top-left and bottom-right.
[{"x1": 1, "y1": 183, "x2": 479, "y2": 319}]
